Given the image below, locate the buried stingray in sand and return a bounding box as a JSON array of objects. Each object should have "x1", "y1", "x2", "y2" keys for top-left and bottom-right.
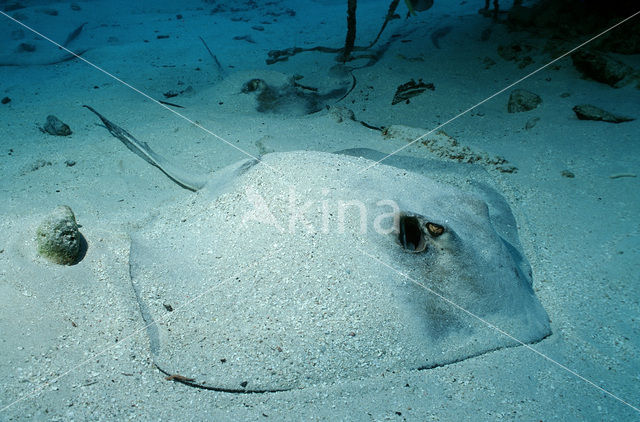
[{"x1": 85, "y1": 106, "x2": 551, "y2": 392}]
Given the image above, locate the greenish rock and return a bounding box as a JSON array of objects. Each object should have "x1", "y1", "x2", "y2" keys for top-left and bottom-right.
[
  {"x1": 36, "y1": 205, "x2": 80, "y2": 265},
  {"x1": 571, "y1": 50, "x2": 634, "y2": 88},
  {"x1": 572, "y1": 104, "x2": 634, "y2": 123},
  {"x1": 41, "y1": 115, "x2": 72, "y2": 136}
]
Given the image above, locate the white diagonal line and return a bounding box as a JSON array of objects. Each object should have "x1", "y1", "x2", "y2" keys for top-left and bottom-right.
[
  {"x1": 0, "y1": 11, "x2": 276, "y2": 173},
  {"x1": 358, "y1": 248, "x2": 640, "y2": 414},
  {"x1": 358, "y1": 9, "x2": 640, "y2": 174}
]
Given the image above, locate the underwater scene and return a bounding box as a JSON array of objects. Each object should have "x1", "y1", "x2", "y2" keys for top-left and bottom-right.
[{"x1": 0, "y1": 0, "x2": 639, "y2": 420}]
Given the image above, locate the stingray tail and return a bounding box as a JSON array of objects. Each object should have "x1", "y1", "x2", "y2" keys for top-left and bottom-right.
[{"x1": 84, "y1": 105, "x2": 207, "y2": 191}]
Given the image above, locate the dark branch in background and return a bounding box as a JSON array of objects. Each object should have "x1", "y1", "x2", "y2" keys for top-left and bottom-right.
[
  {"x1": 266, "y1": 0, "x2": 401, "y2": 65},
  {"x1": 339, "y1": 0, "x2": 358, "y2": 62},
  {"x1": 199, "y1": 36, "x2": 225, "y2": 77},
  {"x1": 366, "y1": 0, "x2": 400, "y2": 49}
]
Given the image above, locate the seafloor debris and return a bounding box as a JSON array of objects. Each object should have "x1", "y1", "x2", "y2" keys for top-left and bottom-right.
[
  {"x1": 165, "y1": 374, "x2": 195, "y2": 383},
  {"x1": 507, "y1": 89, "x2": 541, "y2": 113},
  {"x1": 572, "y1": 104, "x2": 634, "y2": 123},
  {"x1": 22, "y1": 159, "x2": 52, "y2": 174},
  {"x1": 382, "y1": 125, "x2": 517, "y2": 173},
  {"x1": 609, "y1": 173, "x2": 637, "y2": 179},
  {"x1": 63, "y1": 22, "x2": 87, "y2": 47},
  {"x1": 40, "y1": 115, "x2": 72, "y2": 136},
  {"x1": 497, "y1": 42, "x2": 534, "y2": 68},
  {"x1": 391, "y1": 79, "x2": 435, "y2": 105},
  {"x1": 233, "y1": 35, "x2": 256, "y2": 44}
]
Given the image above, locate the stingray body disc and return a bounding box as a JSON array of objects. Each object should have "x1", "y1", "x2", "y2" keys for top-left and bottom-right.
[{"x1": 130, "y1": 152, "x2": 551, "y2": 391}]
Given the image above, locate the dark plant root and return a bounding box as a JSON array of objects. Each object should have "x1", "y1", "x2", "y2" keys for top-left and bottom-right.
[
  {"x1": 335, "y1": 73, "x2": 357, "y2": 104},
  {"x1": 339, "y1": 0, "x2": 358, "y2": 62},
  {"x1": 266, "y1": 0, "x2": 400, "y2": 65},
  {"x1": 154, "y1": 363, "x2": 292, "y2": 394}
]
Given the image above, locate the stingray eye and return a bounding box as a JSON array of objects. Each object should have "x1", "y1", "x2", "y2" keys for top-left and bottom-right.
[
  {"x1": 426, "y1": 222, "x2": 445, "y2": 237},
  {"x1": 398, "y1": 215, "x2": 427, "y2": 253},
  {"x1": 242, "y1": 79, "x2": 264, "y2": 93}
]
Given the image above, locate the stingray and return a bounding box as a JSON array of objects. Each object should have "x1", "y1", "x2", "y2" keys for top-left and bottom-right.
[
  {"x1": 0, "y1": 15, "x2": 89, "y2": 66},
  {"x1": 85, "y1": 107, "x2": 551, "y2": 392},
  {"x1": 240, "y1": 77, "x2": 349, "y2": 115}
]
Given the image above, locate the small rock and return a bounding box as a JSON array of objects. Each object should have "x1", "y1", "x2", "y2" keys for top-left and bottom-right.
[
  {"x1": 17, "y1": 43, "x2": 36, "y2": 53},
  {"x1": 70, "y1": 3, "x2": 81, "y2": 11},
  {"x1": 524, "y1": 117, "x2": 540, "y2": 130},
  {"x1": 1, "y1": 97, "x2": 10, "y2": 104},
  {"x1": 233, "y1": 35, "x2": 256, "y2": 43},
  {"x1": 507, "y1": 89, "x2": 542, "y2": 113},
  {"x1": 181, "y1": 85, "x2": 195, "y2": 96},
  {"x1": 36, "y1": 205, "x2": 82, "y2": 265},
  {"x1": 41, "y1": 115, "x2": 72, "y2": 136},
  {"x1": 571, "y1": 50, "x2": 634, "y2": 88},
  {"x1": 65, "y1": 160, "x2": 76, "y2": 167},
  {"x1": 561, "y1": 170, "x2": 575, "y2": 178},
  {"x1": 572, "y1": 104, "x2": 634, "y2": 123}
]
